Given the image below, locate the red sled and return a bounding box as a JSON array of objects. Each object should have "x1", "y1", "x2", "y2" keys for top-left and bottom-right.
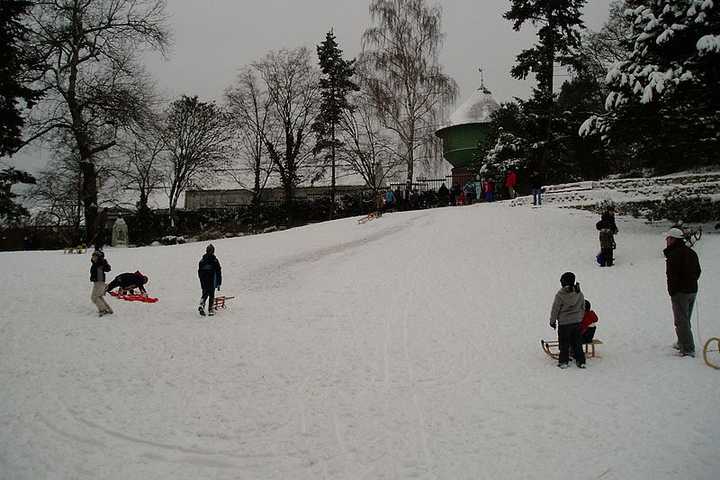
[
  {"x1": 213, "y1": 295, "x2": 235, "y2": 309},
  {"x1": 109, "y1": 291, "x2": 159, "y2": 303}
]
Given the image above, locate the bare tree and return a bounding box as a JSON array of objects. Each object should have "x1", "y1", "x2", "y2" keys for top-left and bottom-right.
[
  {"x1": 361, "y1": 0, "x2": 458, "y2": 189},
  {"x1": 116, "y1": 120, "x2": 165, "y2": 212},
  {"x1": 252, "y1": 48, "x2": 320, "y2": 209},
  {"x1": 161, "y1": 95, "x2": 233, "y2": 228},
  {"x1": 338, "y1": 93, "x2": 403, "y2": 196},
  {"x1": 224, "y1": 68, "x2": 275, "y2": 209},
  {"x1": 20, "y1": 0, "x2": 169, "y2": 243},
  {"x1": 29, "y1": 151, "x2": 117, "y2": 244}
]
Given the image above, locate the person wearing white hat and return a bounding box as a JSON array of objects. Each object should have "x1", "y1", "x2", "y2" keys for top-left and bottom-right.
[{"x1": 663, "y1": 227, "x2": 701, "y2": 357}]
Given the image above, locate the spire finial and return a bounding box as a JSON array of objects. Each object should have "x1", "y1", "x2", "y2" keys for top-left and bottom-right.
[{"x1": 478, "y1": 67, "x2": 490, "y2": 94}]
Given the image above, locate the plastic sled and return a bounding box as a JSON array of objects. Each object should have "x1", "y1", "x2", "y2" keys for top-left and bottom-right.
[{"x1": 109, "y1": 291, "x2": 159, "y2": 303}]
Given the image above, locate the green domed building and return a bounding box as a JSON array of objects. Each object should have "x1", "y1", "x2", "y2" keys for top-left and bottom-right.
[{"x1": 435, "y1": 81, "x2": 499, "y2": 185}]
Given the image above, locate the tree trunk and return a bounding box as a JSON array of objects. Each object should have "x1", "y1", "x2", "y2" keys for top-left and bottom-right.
[
  {"x1": 330, "y1": 122, "x2": 336, "y2": 219},
  {"x1": 406, "y1": 123, "x2": 415, "y2": 191},
  {"x1": 80, "y1": 160, "x2": 98, "y2": 246}
]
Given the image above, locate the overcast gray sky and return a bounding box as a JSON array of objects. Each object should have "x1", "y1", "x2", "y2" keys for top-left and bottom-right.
[
  {"x1": 8, "y1": 0, "x2": 615, "y2": 172},
  {"x1": 145, "y1": 0, "x2": 614, "y2": 103}
]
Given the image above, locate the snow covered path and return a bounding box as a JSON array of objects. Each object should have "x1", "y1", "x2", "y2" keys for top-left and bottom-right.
[{"x1": 1, "y1": 203, "x2": 719, "y2": 479}]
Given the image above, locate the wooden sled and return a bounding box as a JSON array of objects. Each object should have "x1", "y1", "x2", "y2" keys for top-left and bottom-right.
[
  {"x1": 541, "y1": 339, "x2": 603, "y2": 360},
  {"x1": 213, "y1": 295, "x2": 235, "y2": 309},
  {"x1": 358, "y1": 211, "x2": 381, "y2": 224},
  {"x1": 703, "y1": 337, "x2": 720, "y2": 370}
]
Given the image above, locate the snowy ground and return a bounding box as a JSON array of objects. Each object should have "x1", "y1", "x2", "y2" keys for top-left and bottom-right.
[{"x1": 1, "y1": 200, "x2": 719, "y2": 479}]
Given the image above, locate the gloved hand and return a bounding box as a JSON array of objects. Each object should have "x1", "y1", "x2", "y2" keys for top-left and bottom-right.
[{"x1": 549, "y1": 321, "x2": 556, "y2": 330}]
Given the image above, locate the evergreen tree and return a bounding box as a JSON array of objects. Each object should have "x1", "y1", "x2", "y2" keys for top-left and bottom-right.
[
  {"x1": 480, "y1": 128, "x2": 528, "y2": 183},
  {"x1": 0, "y1": 0, "x2": 41, "y2": 157},
  {"x1": 581, "y1": 0, "x2": 720, "y2": 173},
  {"x1": 0, "y1": 167, "x2": 36, "y2": 224},
  {"x1": 504, "y1": 0, "x2": 587, "y2": 170},
  {"x1": 313, "y1": 29, "x2": 359, "y2": 217}
]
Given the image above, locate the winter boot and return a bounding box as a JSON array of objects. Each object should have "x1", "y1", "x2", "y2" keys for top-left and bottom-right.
[
  {"x1": 557, "y1": 362, "x2": 569, "y2": 369},
  {"x1": 198, "y1": 305, "x2": 205, "y2": 316},
  {"x1": 208, "y1": 308, "x2": 215, "y2": 317},
  {"x1": 576, "y1": 360, "x2": 586, "y2": 369}
]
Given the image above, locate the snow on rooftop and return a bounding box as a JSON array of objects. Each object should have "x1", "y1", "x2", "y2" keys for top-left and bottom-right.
[{"x1": 447, "y1": 87, "x2": 500, "y2": 126}]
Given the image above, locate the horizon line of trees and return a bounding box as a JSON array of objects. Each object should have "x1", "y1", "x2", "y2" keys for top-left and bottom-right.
[{"x1": 2, "y1": 0, "x2": 718, "y2": 243}]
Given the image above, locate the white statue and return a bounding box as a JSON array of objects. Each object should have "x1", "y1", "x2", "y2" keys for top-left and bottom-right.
[{"x1": 112, "y1": 218, "x2": 129, "y2": 247}]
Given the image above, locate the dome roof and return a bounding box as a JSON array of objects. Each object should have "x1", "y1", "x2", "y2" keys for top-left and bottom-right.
[{"x1": 448, "y1": 87, "x2": 499, "y2": 126}]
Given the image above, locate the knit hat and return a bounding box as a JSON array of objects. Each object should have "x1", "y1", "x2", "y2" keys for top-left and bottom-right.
[
  {"x1": 664, "y1": 227, "x2": 685, "y2": 239},
  {"x1": 560, "y1": 272, "x2": 576, "y2": 288},
  {"x1": 206, "y1": 244, "x2": 215, "y2": 254}
]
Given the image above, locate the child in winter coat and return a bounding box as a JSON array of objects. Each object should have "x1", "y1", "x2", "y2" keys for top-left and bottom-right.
[
  {"x1": 90, "y1": 250, "x2": 113, "y2": 316},
  {"x1": 549, "y1": 272, "x2": 586, "y2": 368},
  {"x1": 580, "y1": 299, "x2": 599, "y2": 344},
  {"x1": 106, "y1": 271, "x2": 149, "y2": 295},
  {"x1": 198, "y1": 244, "x2": 222, "y2": 316},
  {"x1": 596, "y1": 211, "x2": 618, "y2": 266}
]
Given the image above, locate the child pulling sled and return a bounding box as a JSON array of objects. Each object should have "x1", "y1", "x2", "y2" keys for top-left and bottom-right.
[{"x1": 198, "y1": 244, "x2": 222, "y2": 316}]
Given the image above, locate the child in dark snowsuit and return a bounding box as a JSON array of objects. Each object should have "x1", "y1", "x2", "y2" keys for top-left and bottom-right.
[
  {"x1": 90, "y1": 250, "x2": 113, "y2": 316},
  {"x1": 106, "y1": 271, "x2": 148, "y2": 295},
  {"x1": 198, "y1": 244, "x2": 222, "y2": 316},
  {"x1": 596, "y1": 211, "x2": 618, "y2": 266},
  {"x1": 549, "y1": 272, "x2": 586, "y2": 368},
  {"x1": 580, "y1": 300, "x2": 599, "y2": 344}
]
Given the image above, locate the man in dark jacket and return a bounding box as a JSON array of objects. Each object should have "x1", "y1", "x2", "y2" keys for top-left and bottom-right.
[
  {"x1": 664, "y1": 228, "x2": 701, "y2": 357},
  {"x1": 198, "y1": 244, "x2": 222, "y2": 316},
  {"x1": 530, "y1": 171, "x2": 543, "y2": 206},
  {"x1": 106, "y1": 271, "x2": 148, "y2": 295}
]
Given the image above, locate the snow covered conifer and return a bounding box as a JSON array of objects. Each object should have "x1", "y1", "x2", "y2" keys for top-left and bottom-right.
[{"x1": 582, "y1": 0, "x2": 720, "y2": 172}]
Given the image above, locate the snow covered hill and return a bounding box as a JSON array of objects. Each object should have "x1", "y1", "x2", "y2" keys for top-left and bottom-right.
[{"x1": 1, "y1": 201, "x2": 719, "y2": 479}]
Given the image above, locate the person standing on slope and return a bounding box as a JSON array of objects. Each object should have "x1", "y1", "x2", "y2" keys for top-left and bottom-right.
[
  {"x1": 664, "y1": 227, "x2": 701, "y2": 357},
  {"x1": 90, "y1": 250, "x2": 113, "y2": 317},
  {"x1": 198, "y1": 244, "x2": 222, "y2": 316},
  {"x1": 549, "y1": 272, "x2": 586, "y2": 369},
  {"x1": 530, "y1": 171, "x2": 543, "y2": 206},
  {"x1": 505, "y1": 169, "x2": 518, "y2": 199}
]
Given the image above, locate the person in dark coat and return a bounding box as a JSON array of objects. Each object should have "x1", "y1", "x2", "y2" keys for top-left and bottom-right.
[
  {"x1": 106, "y1": 271, "x2": 148, "y2": 295},
  {"x1": 596, "y1": 213, "x2": 618, "y2": 267},
  {"x1": 198, "y1": 244, "x2": 222, "y2": 316},
  {"x1": 529, "y1": 171, "x2": 543, "y2": 206},
  {"x1": 437, "y1": 183, "x2": 449, "y2": 206},
  {"x1": 663, "y1": 227, "x2": 701, "y2": 357},
  {"x1": 90, "y1": 250, "x2": 113, "y2": 316}
]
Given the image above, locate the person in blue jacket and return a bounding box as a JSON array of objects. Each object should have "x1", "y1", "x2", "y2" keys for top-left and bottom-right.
[{"x1": 198, "y1": 244, "x2": 222, "y2": 316}]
